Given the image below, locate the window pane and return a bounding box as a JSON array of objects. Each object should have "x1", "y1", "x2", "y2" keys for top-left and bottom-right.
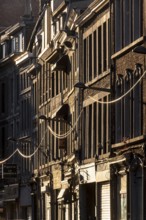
[
  {"x1": 89, "y1": 34, "x2": 92, "y2": 81},
  {"x1": 133, "y1": 0, "x2": 142, "y2": 40},
  {"x1": 103, "y1": 22, "x2": 107, "y2": 71},
  {"x1": 98, "y1": 26, "x2": 102, "y2": 75},
  {"x1": 93, "y1": 31, "x2": 97, "y2": 78},
  {"x1": 115, "y1": 0, "x2": 122, "y2": 51},
  {"x1": 123, "y1": 0, "x2": 131, "y2": 46},
  {"x1": 83, "y1": 39, "x2": 87, "y2": 83}
]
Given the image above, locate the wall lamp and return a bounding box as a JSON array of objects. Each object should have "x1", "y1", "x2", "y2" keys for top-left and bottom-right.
[
  {"x1": 74, "y1": 82, "x2": 111, "y2": 93},
  {"x1": 132, "y1": 45, "x2": 146, "y2": 54},
  {"x1": 8, "y1": 137, "x2": 17, "y2": 142},
  {"x1": 8, "y1": 137, "x2": 31, "y2": 144}
]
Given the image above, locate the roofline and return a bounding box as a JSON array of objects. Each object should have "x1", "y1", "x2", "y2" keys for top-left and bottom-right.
[{"x1": 76, "y1": 0, "x2": 109, "y2": 27}]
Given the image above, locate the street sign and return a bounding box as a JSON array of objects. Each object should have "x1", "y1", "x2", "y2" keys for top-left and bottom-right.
[{"x1": 2, "y1": 164, "x2": 17, "y2": 179}]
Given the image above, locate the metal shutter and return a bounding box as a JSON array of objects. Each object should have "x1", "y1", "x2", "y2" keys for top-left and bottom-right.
[{"x1": 98, "y1": 182, "x2": 110, "y2": 220}]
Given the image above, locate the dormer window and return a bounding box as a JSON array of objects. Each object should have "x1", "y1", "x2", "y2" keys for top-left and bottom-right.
[
  {"x1": 2, "y1": 43, "x2": 7, "y2": 58},
  {"x1": 56, "y1": 19, "x2": 60, "y2": 34},
  {"x1": 11, "y1": 32, "x2": 24, "y2": 53},
  {"x1": 60, "y1": 12, "x2": 66, "y2": 30},
  {"x1": 52, "y1": 13, "x2": 66, "y2": 38}
]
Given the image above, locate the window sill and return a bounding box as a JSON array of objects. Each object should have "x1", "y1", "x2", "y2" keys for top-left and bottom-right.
[
  {"x1": 81, "y1": 158, "x2": 96, "y2": 165},
  {"x1": 20, "y1": 87, "x2": 31, "y2": 95},
  {"x1": 112, "y1": 135, "x2": 146, "y2": 149},
  {"x1": 86, "y1": 69, "x2": 110, "y2": 87},
  {"x1": 111, "y1": 36, "x2": 144, "y2": 59}
]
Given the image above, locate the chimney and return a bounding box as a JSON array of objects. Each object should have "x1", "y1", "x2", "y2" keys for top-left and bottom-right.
[{"x1": 24, "y1": 0, "x2": 32, "y2": 17}]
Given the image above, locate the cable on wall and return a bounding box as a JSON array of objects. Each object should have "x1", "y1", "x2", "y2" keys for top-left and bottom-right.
[
  {"x1": 0, "y1": 127, "x2": 48, "y2": 164},
  {"x1": 88, "y1": 70, "x2": 146, "y2": 104},
  {"x1": 47, "y1": 109, "x2": 83, "y2": 139},
  {"x1": 0, "y1": 149, "x2": 18, "y2": 164}
]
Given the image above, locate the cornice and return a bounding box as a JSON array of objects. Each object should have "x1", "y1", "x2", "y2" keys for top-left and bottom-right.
[{"x1": 76, "y1": 0, "x2": 109, "y2": 27}]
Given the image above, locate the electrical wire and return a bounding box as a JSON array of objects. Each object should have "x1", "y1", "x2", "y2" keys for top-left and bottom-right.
[
  {"x1": 17, "y1": 148, "x2": 39, "y2": 159},
  {"x1": 47, "y1": 109, "x2": 83, "y2": 139},
  {"x1": 88, "y1": 70, "x2": 146, "y2": 104},
  {"x1": 47, "y1": 109, "x2": 82, "y2": 139},
  {"x1": 0, "y1": 149, "x2": 18, "y2": 164},
  {"x1": 0, "y1": 127, "x2": 48, "y2": 164},
  {"x1": 0, "y1": 107, "x2": 82, "y2": 163},
  {"x1": 17, "y1": 127, "x2": 48, "y2": 159},
  {"x1": 2, "y1": 70, "x2": 145, "y2": 162}
]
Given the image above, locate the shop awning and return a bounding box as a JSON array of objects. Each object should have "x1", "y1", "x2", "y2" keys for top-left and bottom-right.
[
  {"x1": 51, "y1": 55, "x2": 69, "y2": 72},
  {"x1": 57, "y1": 189, "x2": 66, "y2": 201},
  {"x1": 46, "y1": 48, "x2": 63, "y2": 64},
  {"x1": 57, "y1": 188, "x2": 70, "y2": 202},
  {"x1": 51, "y1": 104, "x2": 69, "y2": 120},
  {"x1": 26, "y1": 63, "x2": 40, "y2": 74}
]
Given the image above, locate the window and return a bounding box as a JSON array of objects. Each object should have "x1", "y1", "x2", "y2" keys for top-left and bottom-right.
[
  {"x1": 83, "y1": 16, "x2": 110, "y2": 82},
  {"x1": 20, "y1": 72, "x2": 30, "y2": 91},
  {"x1": 20, "y1": 97, "x2": 31, "y2": 133},
  {"x1": 56, "y1": 71, "x2": 59, "y2": 95},
  {"x1": 83, "y1": 39, "x2": 87, "y2": 82},
  {"x1": 103, "y1": 22, "x2": 107, "y2": 71},
  {"x1": 2, "y1": 43, "x2": 7, "y2": 58},
  {"x1": 1, "y1": 127, "x2": 5, "y2": 156},
  {"x1": 1, "y1": 82, "x2": 5, "y2": 113},
  {"x1": 11, "y1": 32, "x2": 24, "y2": 53},
  {"x1": 52, "y1": 72, "x2": 55, "y2": 97},
  {"x1": 10, "y1": 78, "x2": 14, "y2": 103},
  {"x1": 68, "y1": 54, "x2": 75, "y2": 91},
  {"x1": 98, "y1": 26, "x2": 102, "y2": 75},
  {"x1": 93, "y1": 31, "x2": 97, "y2": 78},
  {"x1": 114, "y1": 0, "x2": 142, "y2": 52},
  {"x1": 89, "y1": 34, "x2": 92, "y2": 81},
  {"x1": 115, "y1": 65, "x2": 142, "y2": 143},
  {"x1": 60, "y1": 12, "x2": 66, "y2": 30},
  {"x1": 33, "y1": 83, "x2": 37, "y2": 115},
  {"x1": 52, "y1": 12, "x2": 66, "y2": 38},
  {"x1": 16, "y1": 74, "x2": 19, "y2": 103},
  {"x1": 82, "y1": 96, "x2": 110, "y2": 159}
]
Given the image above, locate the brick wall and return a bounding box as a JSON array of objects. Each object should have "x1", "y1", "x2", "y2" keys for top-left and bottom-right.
[
  {"x1": 115, "y1": 50, "x2": 146, "y2": 136},
  {"x1": 115, "y1": 51, "x2": 145, "y2": 75}
]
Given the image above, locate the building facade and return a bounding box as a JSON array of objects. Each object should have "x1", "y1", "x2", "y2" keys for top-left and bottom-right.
[
  {"x1": 0, "y1": 2, "x2": 39, "y2": 219},
  {"x1": 0, "y1": 0, "x2": 146, "y2": 220},
  {"x1": 110, "y1": 0, "x2": 146, "y2": 219}
]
